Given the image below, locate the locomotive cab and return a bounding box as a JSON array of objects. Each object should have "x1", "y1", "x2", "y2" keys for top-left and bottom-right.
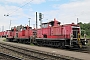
[
  {"x1": 23, "y1": 26, "x2": 32, "y2": 30},
  {"x1": 70, "y1": 25, "x2": 81, "y2": 48},
  {"x1": 70, "y1": 24, "x2": 87, "y2": 48}
]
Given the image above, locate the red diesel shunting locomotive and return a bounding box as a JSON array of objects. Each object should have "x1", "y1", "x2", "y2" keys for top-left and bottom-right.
[
  {"x1": 3, "y1": 18, "x2": 88, "y2": 48},
  {"x1": 6, "y1": 25, "x2": 33, "y2": 44},
  {"x1": 17, "y1": 25, "x2": 33, "y2": 44},
  {"x1": 0, "y1": 31, "x2": 8, "y2": 38},
  {"x1": 35, "y1": 18, "x2": 87, "y2": 48}
]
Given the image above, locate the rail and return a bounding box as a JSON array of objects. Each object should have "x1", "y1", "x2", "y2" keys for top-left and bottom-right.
[
  {"x1": 0, "y1": 42, "x2": 82, "y2": 60},
  {"x1": 0, "y1": 52, "x2": 22, "y2": 60}
]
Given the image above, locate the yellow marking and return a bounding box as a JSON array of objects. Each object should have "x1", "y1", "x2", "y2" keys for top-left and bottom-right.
[{"x1": 77, "y1": 33, "x2": 82, "y2": 48}]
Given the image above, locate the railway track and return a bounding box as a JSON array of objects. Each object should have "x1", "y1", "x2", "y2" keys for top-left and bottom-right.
[
  {"x1": 72, "y1": 46, "x2": 90, "y2": 53},
  {"x1": 0, "y1": 42, "x2": 82, "y2": 60},
  {"x1": 0, "y1": 52, "x2": 22, "y2": 60},
  {"x1": 7, "y1": 38, "x2": 90, "y2": 54},
  {"x1": 8, "y1": 41, "x2": 90, "y2": 55},
  {"x1": 37, "y1": 46, "x2": 90, "y2": 54},
  {"x1": 35, "y1": 45, "x2": 90, "y2": 54},
  {"x1": 68, "y1": 39, "x2": 90, "y2": 53},
  {"x1": 64, "y1": 47, "x2": 90, "y2": 54},
  {"x1": 9, "y1": 41, "x2": 90, "y2": 54}
]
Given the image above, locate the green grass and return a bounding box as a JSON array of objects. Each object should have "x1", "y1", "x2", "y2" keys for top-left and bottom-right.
[
  {"x1": 81, "y1": 35, "x2": 90, "y2": 39},
  {"x1": 86, "y1": 36, "x2": 90, "y2": 39},
  {"x1": 86, "y1": 36, "x2": 90, "y2": 47},
  {"x1": 3, "y1": 38, "x2": 6, "y2": 41},
  {"x1": 81, "y1": 35, "x2": 90, "y2": 46},
  {"x1": 86, "y1": 40, "x2": 90, "y2": 46},
  {"x1": 81, "y1": 35, "x2": 84, "y2": 38},
  {"x1": 30, "y1": 43, "x2": 35, "y2": 46}
]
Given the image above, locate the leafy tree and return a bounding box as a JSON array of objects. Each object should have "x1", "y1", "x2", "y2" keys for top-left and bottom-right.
[{"x1": 79, "y1": 22, "x2": 90, "y2": 37}]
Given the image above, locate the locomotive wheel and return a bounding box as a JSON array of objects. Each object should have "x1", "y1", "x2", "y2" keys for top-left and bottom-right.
[
  {"x1": 6, "y1": 39, "x2": 9, "y2": 42},
  {"x1": 61, "y1": 42, "x2": 65, "y2": 48}
]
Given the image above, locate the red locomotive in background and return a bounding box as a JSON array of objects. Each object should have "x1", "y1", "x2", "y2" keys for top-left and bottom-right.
[
  {"x1": 6, "y1": 25, "x2": 33, "y2": 44},
  {"x1": 0, "y1": 18, "x2": 88, "y2": 48}
]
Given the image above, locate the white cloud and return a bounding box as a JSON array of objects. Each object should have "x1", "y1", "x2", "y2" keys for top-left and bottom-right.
[
  {"x1": 48, "y1": 0, "x2": 60, "y2": 1},
  {"x1": 0, "y1": 0, "x2": 45, "y2": 31},
  {"x1": 6, "y1": 0, "x2": 27, "y2": 4},
  {"x1": 31, "y1": 0, "x2": 46, "y2": 4},
  {"x1": 44, "y1": 0, "x2": 90, "y2": 24},
  {"x1": 0, "y1": 0, "x2": 46, "y2": 4},
  {"x1": 0, "y1": 4, "x2": 34, "y2": 31},
  {"x1": 0, "y1": 0, "x2": 90, "y2": 31}
]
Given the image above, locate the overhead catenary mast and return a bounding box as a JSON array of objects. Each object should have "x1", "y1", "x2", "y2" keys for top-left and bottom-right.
[
  {"x1": 36, "y1": 12, "x2": 38, "y2": 29},
  {"x1": 9, "y1": 20, "x2": 11, "y2": 29},
  {"x1": 28, "y1": 18, "x2": 31, "y2": 27},
  {"x1": 77, "y1": 18, "x2": 79, "y2": 24}
]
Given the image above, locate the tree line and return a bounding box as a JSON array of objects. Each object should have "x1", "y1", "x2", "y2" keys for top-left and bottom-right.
[{"x1": 79, "y1": 22, "x2": 90, "y2": 37}]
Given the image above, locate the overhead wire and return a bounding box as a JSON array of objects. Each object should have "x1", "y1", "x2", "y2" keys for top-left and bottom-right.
[{"x1": 6, "y1": 0, "x2": 33, "y2": 16}]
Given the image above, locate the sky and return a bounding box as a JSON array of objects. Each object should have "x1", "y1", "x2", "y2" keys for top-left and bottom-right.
[{"x1": 0, "y1": 0, "x2": 90, "y2": 31}]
